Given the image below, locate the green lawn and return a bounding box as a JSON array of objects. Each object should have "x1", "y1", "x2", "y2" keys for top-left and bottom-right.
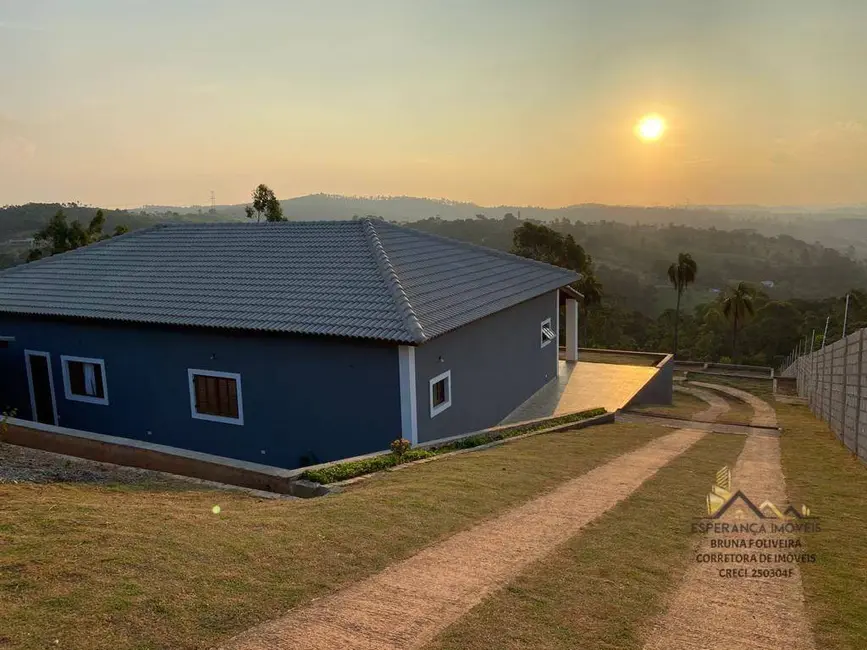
[
  {"x1": 777, "y1": 403, "x2": 867, "y2": 649},
  {"x1": 629, "y1": 390, "x2": 710, "y2": 420},
  {"x1": 0, "y1": 422, "x2": 667, "y2": 650},
  {"x1": 691, "y1": 375, "x2": 775, "y2": 399},
  {"x1": 7, "y1": 391, "x2": 857, "y2": 650},
  {"x1": 424, "y1": 432, "x2": 745, "y2": 650},
  {"x1": 631, "y1": 387, "x2": 756, "y2": 427},
  {"x1": 715, "y1": 397, "x2": 758, "y2": 425},
  {"x1": 681, "y1": 377, "x2": 773, "y2": 424}
]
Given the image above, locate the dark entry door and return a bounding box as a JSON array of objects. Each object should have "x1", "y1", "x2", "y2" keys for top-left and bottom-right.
[{"x1": 26, "y1": 352, "x2": 57, "y2": 425}]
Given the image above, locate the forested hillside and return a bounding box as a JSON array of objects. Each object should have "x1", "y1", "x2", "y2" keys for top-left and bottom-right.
[
  {"x1": 416, "y1": 217, "x2": 864, "y2": 366},
  {"x1": 4, "y1": 203, "x2": 862, "y2": 366},
  {"x1": 0, "y1": 203, "x2": 143, "y2": 239},
  {"x1": 266, "y1": 195, "x2": 867, "y2": 257},
  {"x1": 408, "y1": 216, "x2": 867, "y2": 314},
  {"x1": 0, "y1": 203, "x2": 231, "y2": 266}
]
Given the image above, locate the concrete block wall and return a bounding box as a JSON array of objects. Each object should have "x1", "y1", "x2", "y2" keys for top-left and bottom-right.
[{"x1": 784, "y1": 328, "x2": 867, "y2": 463}]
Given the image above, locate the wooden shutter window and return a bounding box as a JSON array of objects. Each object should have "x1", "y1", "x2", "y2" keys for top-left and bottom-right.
[{"x1": 194, "y1": 374, "x2": 239, "y2": 419}]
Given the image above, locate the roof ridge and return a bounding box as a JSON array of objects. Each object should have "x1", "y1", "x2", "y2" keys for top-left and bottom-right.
[
  {"x1": 362, "y1": 219, "x2": 427, "y2": 344},
  {"x1": 378, "y1": 220, "x2": 583, "y2": 281}
]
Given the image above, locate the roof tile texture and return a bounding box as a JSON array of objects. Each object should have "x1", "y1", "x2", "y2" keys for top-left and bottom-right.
[{"x1": 0, "y1": 220, "x2": 579, "y2": 343}]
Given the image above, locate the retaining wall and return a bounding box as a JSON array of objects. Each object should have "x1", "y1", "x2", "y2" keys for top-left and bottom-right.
[{"x1": 625, "y1": 354, "x2": 674, "y2": 407}]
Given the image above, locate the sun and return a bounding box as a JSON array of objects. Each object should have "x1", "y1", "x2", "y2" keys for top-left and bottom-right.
[{"x1": 635, "y1": 114, "x2": 667, "y2": 142}]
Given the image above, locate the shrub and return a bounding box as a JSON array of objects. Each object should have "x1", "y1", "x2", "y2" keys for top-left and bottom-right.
[
  {"x1": 301, "y1": 448, "x2": 436, "y2": 484},
  {"x1": 300, "y1": 407, "x2": 606, "y2": 484},
  {"x1": 402, "y1": 448, "x2": 435, "y2": 462},
  {"x1": 448, "y1": 434, "x2": 493, "y2": 450},
  {"x1": 390, "y1": 438, "x2": 412, "y2": 462},
  {"x1": 301, "y1": 455, "x2": 397, "y2": 484},
  {"x1": 432, "y1": 407, "x2": 607, "y2": 453}
]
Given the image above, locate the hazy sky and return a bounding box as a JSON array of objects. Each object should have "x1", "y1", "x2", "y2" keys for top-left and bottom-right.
[{"x1": 2, "y1": 0, "x2": 866, "y2": 208}]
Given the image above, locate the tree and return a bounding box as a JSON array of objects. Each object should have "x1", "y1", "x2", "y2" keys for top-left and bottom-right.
[
  {"x1": 27, "y1": 209, "x2": 126, "y2": 261},
  {"x1": 578, "y1": 273, "x2": 603, "y2": 346},
  {"x1": 265, "y1": 196, "x2": 284, "y2": 222},
  {"x1": 740, "y1": 300, "x2": 801, "y2": 364},
  {"x1": 722, "y1": 282, "x2": 756, "y2": 361},
  {"x1": 667, "y1": 252, "x2": 698, "y2": 359},
  {"x1": 511, "y1": 222, "x2": 589, "y2": 273},
  {"x1": 246, "y1": 184, "x2": 285, "y2": 223},
  {"x1": 512, "y1": 221, "x2": 602, "y2": 345}
]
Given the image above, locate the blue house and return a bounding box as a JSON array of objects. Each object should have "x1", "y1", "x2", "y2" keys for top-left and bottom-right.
[{"x1": 0, "y1": 220, "x2": 581, "y2": 469}]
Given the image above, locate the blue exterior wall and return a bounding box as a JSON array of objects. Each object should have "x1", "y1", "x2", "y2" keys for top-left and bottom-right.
[
  {"x1": 0, "y1": 315, "x2": 401, "y2": 469},
  {"x1": 414, "y1": 291, "x2": 559, "y2": 443}
]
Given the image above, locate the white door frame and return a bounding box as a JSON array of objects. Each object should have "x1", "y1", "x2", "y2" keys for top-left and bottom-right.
[{"x1": 24, "y1": 349, "x2": 59, "y2": 425}]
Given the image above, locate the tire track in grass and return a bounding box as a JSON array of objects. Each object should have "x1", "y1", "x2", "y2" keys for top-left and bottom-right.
[
  {"x1": 219, "y1": 428, "x2": 710, "y2": 650},
  {"x1": 642, "y1": 383, "x2": 816, "y2": 650},
  {"x1": 423, "y1": 432, "x2": 746, "y2": 650}
]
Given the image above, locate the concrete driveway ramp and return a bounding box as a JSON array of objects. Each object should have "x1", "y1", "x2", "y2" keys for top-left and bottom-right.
[{"x1": 502, "y1": 361, "x2": 658, "y2": 424}]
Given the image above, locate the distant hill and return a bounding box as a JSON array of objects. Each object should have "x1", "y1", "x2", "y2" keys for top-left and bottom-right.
[
  {"x1": 3, "y1": 198, "x2": 865, "y2": 318},
  {"x1": 0, "y1": 203, "x2": 138, "y2": 240},
  {"x1": 207, "y1": 193, "x2": 867, "y2": 258},
  {"x1": 0, "y1": 203, "x2": 236, "y2": 267},
  {"x1": 256, "y1": 194, "x2": 757, "y2": 226},
  {"x1": 9, "y1": 195, "x2": 867, "y2": 266}
]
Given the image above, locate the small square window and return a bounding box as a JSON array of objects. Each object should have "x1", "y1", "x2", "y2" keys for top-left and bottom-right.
[
  {"x1": 61, "y1": 355, "x2": 108, "y2": 405},
  {"x1": 541, "y1": 318, "x2": 556, "y2": 348},
  {"x1": 188, "y1": 369, "x2": 244, "y2": 425},
  {"x1": 429, "y1": 370, "x2": 452, "y2": 418}
]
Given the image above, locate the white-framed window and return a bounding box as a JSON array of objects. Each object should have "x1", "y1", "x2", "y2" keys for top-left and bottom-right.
[
  {"x1": 541, "y1": 317, "x2": 556, "y2": 348},
  {"x1": 60, "y1": 355, "x2": 109, "y2": 405},
  {"x1": 188, "y1": 369, "x2": 244, "y2": 425},
  {"x1": 429, "y1": 370, "x2": 452, "y2": 418}
]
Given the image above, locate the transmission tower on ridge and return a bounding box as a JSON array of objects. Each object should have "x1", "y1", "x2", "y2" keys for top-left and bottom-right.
[{"x1": 209, "y1": 190, "x2": 216, "y2": 215}]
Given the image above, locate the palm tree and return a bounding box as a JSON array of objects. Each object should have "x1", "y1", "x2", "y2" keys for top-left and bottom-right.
[
  {"x1": 667, "y1": 253, "x2": 698, "y2": 359},
  {"x1": 722, "y1": 282, "x2": 756, "y2": 362}
]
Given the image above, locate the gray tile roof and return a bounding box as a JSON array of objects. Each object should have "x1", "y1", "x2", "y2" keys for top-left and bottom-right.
[{"x1": 0, "y1": 220, "x2": 579, "y2": 344}]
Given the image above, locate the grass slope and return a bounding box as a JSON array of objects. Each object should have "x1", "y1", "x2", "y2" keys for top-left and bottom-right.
[
  {"x1": 0, "y1": 422, "x2": 666, "y2": 650},
  {"x1": 694, "y1": 375, "x2": 775, "y2": 399},
  {"x1": 777, "y1": 403, "x2": 867, "y2": 649},
  {"x1": 629, "y1": 391, "x2": 710, "y2": 420},
  {"x1": 424, "y1": 432, "x2": 745, "y2": 650}
]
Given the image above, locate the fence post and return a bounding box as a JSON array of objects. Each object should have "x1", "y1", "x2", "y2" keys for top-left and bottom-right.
[{"x1": 856, "y1": 329, "x2": 864, "y2": 459}]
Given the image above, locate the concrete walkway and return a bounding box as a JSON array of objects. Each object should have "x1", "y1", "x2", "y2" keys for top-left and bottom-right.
[
  {"x1": 643, "y1": 383, "x2": 816, "y2": 650},
  {"x1": 220, "y1": 427, "x2": 715, "y2": 650},
  {"x1": 501, "y1": 360, "x2": 658, "y2": 424}
]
